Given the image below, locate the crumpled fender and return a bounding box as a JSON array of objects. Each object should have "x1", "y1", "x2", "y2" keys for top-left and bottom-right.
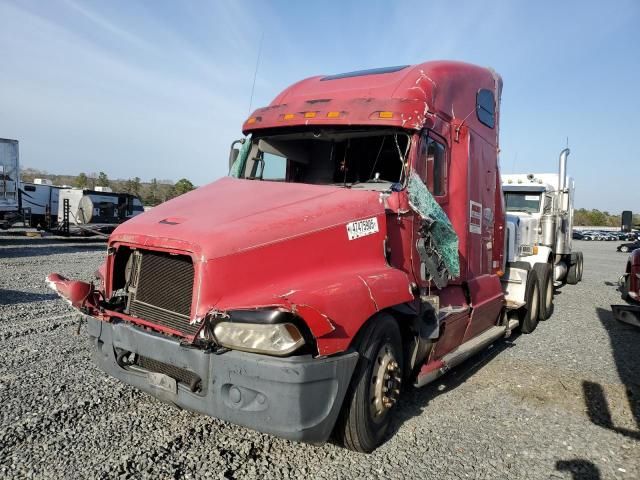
[
  {"x1": 208, "y1": 266, "x2": 414, "y2": 356},
  {"x1": 46, "y1": 273, "x2": 98, "y2": 310}
]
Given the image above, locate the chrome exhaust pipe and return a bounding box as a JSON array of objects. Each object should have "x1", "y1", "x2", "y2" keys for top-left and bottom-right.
[{"x1": 558, "y1": 148, "x2": 570, "y2": 191}]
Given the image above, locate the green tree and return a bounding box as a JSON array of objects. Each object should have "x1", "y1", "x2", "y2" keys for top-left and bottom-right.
[
  {"x1": 125, "y1": 177, "x2": 141, "y2": 196},
  {"x1": 147, "y1": 178, "x2": 159, "y2": 206},
  {"x1": 97, "y1": 171, "x2": 110, "y2": 188},
  {"x1": 174, "y1": 178, "x2": 195, "y2": 196},
  {"x1": 75, "y1": 172, "x2": 88, "y2": 188}
]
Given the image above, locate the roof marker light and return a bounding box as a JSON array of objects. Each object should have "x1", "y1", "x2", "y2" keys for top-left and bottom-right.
[
  {"x1": 327, "y1": 111, "x2": 341, "y2": 118},
  {"x1": 304, "y1": 112, "x2": 317, "y2": 118},
  {"x1": 283, "y1": 113, "x2": 295, "y2": 120},
  {"x1": 378, "y1": 111, "x2": 394, "y2": 119}
]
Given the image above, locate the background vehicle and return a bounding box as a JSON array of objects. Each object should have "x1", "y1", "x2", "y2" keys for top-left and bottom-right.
[
  {"x1": 501, "y1": 151, "x2": 584, "y2": 322},
  {"x1": 56, "y1": 187, "x2": 144, "y2": 234},
  {"x1": 16, "y1": 179, "x2": 144, "y2": 234},
  {"x1": 48, "y1": 61, "x2": 566, "y2": 452},
  {"x1": 20, "y1": 178, "x2": 61, "y2": 229},
  {"x1": 617, "y1": 240, "x2": 640, "y2": 253},
  {"x1": 613, "y1": 249, "x2": 640, "y2": 327},
  {"x1": 0, "y1": 138, "x2": 20, "y2": 228}
]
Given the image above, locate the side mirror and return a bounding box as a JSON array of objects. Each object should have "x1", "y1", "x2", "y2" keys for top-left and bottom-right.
[
  {"x1": 229, "y1": 138, "x2": 246, "y2": 170},
  {"x1": 229, "y1": 148, "x2": 239, "y2": 169}
]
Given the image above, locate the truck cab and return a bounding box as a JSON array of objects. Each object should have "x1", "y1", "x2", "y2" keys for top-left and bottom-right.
[{"x1": 47, "y1": 61, "x2": 540, "y2": 452}]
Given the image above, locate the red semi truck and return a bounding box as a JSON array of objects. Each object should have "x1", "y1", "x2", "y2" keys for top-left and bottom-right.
[
  {"x1": 613, "y1": 249, "x2": 640, "y2": 327},
  {"x1": 48, "y1": 61, "x2": 545, "y2": 452}
]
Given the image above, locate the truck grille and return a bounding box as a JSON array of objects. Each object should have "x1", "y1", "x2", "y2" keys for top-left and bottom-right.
[{"x1": 127, "y1": 250, "x2": 197, "y2": 336}]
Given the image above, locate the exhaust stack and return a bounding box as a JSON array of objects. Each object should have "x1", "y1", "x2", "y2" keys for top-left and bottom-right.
[{"x1": 558, "y1": 148, "x2": 570, "y2": 191}]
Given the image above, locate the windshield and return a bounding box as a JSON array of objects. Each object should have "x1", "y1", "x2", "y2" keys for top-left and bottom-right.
[
  {"x1": 505, "y1": 192, "x2": 542, "y2": 213},
  {"x1": 232, "y1": 128, "x2": 411, "y2": 191}
]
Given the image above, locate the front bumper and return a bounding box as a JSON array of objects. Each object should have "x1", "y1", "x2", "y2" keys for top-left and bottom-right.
[{"x1": 87, "y1": 317, "x2": 358, "y2": 443}]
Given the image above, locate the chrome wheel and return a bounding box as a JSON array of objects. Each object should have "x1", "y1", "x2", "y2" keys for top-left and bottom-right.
[{"x1": 371, "y1": 344, "x2": 401, "y2": 418}]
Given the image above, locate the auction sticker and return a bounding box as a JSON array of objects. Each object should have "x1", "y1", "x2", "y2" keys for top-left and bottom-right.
[{"x1": 346, "y1": 217, "x2": 379, "y2": 240}]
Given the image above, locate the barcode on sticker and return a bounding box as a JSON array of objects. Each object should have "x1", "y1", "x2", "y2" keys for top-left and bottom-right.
[{"x1": 346, "y1": 217, "x2": 379, "y2": 240}]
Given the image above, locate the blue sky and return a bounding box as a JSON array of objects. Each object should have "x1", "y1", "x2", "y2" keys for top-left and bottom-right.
[{"x1": 0, "y1": 0, "x2": 638, "y2": 212}]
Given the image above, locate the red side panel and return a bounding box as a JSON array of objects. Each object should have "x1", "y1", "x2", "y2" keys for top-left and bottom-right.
[
  {"x1": 433, "y1": 311, "x2": 469, "y2": 359},
  {"x1": 463, "y1": 274, "x2": 504, "y2": 341}
]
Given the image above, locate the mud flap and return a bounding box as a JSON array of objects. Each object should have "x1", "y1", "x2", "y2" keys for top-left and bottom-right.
[{"x1": 611, "y1": 304, "x2": 640, "y2": 328}]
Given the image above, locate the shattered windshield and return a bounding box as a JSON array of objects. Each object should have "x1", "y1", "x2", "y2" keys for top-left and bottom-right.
[
  {"x1": 504, "y1": 192, "x2": 542, "y2": 213},
  {"x1": 231, "y1": 129, "x2": 411, "y2": 191}
]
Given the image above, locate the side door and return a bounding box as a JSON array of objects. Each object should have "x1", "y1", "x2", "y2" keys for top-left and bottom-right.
[{"x1": 411, "y1": 132, "x2": 450, "y2": 287}]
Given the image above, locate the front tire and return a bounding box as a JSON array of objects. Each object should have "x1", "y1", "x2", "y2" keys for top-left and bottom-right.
[
  {"x1": 519, "y1": 269, "x2": 540, "y2": 334},
  {"x1": 334, "y1": 313, "x2": 403, "y2": 453},
  {"x1": 534, "y1": 263, "x2": 554, "y2": 320},
  {"x1": 621, "y1": 246, "x2": 630, "y2": 253}
]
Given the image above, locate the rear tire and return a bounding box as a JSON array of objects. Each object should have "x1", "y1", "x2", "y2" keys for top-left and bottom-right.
[
  {"x1": 534, "y1": 263, "x2": 554, "y2": 320},
  {"x1": 519, "y1": 269, "x2": 540, "y2": 334},
  {"x1": 566, "y1": 255, "x2": 579, "y2": 285},
  {"x1": 577, "y1": 252, "x2": 584, "y2": 282},
  {"x1": 334, "y1": 313, "x2": 404, "y2": 453},
  {"x1": 621, "y1": 246, "x2": 630, "y2": 253}
]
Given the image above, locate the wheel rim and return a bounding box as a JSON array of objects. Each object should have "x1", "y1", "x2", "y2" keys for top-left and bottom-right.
[
  {"x1": 370, "y1": 343, "x2": 401, "y2": 419},
  {"x1": 545, "y1": 277, "x2": 553, "y2": 310},
  {"x1": 578, "y1": 258, "x2": 583, "y2": 279},
  {"x1": 622, "y1": 247, "x2": 629, "y2": 252},
  {"x1": 531, "y1": 283, "x2": 539, "y2": 320}
]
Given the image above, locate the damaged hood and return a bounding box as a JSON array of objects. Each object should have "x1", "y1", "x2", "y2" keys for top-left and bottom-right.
[{"x1": 110, "y1": 177, "x2": 385, "y2": 258}]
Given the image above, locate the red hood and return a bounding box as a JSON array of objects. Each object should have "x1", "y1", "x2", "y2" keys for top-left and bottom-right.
[{"x1": 110, "y1": 177, "x2": 385, "y2": 258}]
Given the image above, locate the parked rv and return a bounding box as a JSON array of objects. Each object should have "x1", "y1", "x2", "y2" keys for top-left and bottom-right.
[
  {"x1": 48, "y1": 61, "x2": 576, "y2": 452},
  {"x1": 15, "y1": 178, "x2": 144, "y2": 234},
  {"x1": 20, "y1": 178, "x2": 61, "y2": 229}
]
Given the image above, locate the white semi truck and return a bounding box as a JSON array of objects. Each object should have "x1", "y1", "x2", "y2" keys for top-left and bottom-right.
[{"x1": 501, "y1": 148, "x2": 584, "y2": 332}]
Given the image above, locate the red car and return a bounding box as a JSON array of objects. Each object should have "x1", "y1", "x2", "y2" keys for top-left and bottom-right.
[{"x1": 621, "y1": 249, "x2": 640, "y2": 302}]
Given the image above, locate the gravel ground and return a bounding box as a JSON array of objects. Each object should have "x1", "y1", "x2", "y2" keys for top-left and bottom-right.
[{"x1": 0, "y1": 232, "x2": 638, "y2": 479}]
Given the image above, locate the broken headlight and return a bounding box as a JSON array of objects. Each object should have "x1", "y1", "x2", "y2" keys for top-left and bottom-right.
[{"x1": 213, "y1": 322, "x2": 305, "y2": 356}]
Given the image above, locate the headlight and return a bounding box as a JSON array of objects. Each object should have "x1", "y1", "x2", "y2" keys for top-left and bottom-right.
[{"x1": 213, "y1": 322, "x2": 305, "y2": 356}]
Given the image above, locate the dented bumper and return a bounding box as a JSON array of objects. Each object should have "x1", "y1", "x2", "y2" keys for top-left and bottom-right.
[{"x1": 87, "y1": 317, "x2": 358, "y2": 443}]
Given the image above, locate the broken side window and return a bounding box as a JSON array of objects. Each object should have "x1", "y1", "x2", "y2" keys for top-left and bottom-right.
[
  {"x1": 407, "y1": 171, "x2": 460, "y2": 279},
  {"x1": 419, "y1": 135, "x2": 447, "y2": 197}
]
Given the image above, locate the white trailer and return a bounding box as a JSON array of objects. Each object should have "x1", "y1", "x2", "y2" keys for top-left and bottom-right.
[
  {"x1": 0, "y1": 138, "x2": 20, "y2": 228},
  {"x1": 20, "y1": 179, "x2": 61, "y2": 228},
  {"x1": 501, "y1": 148, "x2": 584, "y2": 333}
]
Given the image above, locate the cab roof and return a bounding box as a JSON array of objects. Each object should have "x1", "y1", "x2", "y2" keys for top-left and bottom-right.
[{"x1": 243, "y1": 60, "x2": 502, "y2": 137}]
